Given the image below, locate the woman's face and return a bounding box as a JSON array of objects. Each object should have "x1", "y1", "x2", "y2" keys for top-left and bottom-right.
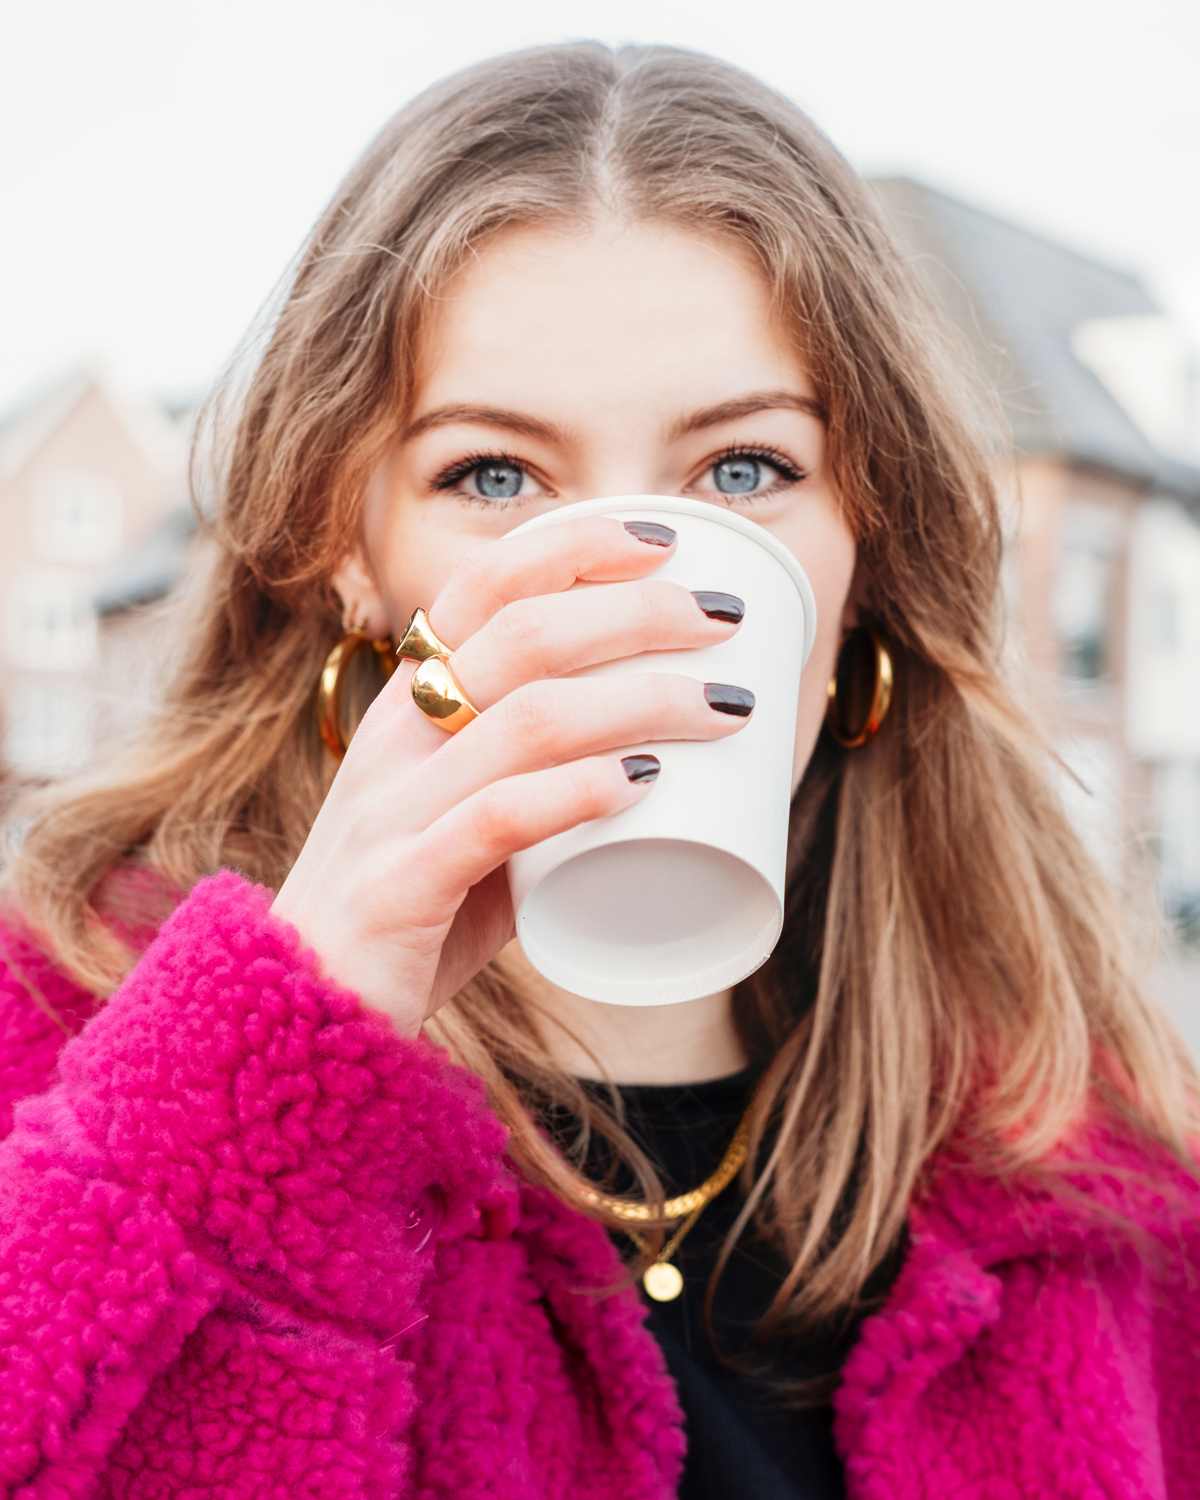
[{"x1": 338, "y1": 219, "x2": 857, "y2": 790}]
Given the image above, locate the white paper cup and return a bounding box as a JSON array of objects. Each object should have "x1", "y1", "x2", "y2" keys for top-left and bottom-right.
[{"x1": 505, "y1": 495, "x2": 817, "y2": 1006}]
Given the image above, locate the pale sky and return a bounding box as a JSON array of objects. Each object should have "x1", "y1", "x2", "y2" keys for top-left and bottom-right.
[{"x1": 2, "y1": 0, "x2": 1198, "y2": 416}]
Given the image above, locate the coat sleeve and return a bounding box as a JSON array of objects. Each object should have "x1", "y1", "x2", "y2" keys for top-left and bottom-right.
[
  {"x1": 0, "y1": 869, "x2": 508, "y2": 1496},
  {"x1": 835, "y1": 1145, "x2": 1200, "y2": 1500},
  {"x1": 0, "y1": 910, "x2": 99, "y2": 1140}
]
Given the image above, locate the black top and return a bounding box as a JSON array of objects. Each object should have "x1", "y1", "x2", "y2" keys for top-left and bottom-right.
[{"x1": 563, "y1": 1067, "x2": 904, "y2": 1500}]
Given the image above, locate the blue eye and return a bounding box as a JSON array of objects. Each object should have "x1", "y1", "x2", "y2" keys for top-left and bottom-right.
[
  {"x1": 431, "y1": 450, "x2": 548, "y2": 507},
  {"x1": 713, "y1": 457, "x2": 763, "y2": 494},
  {"x1": 473, "y1": 464, "x2": 523, "y2": 499}
]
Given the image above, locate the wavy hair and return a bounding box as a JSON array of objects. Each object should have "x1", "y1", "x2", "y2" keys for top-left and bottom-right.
[{"x1": 8, "y1": 42, "x2": 1196, "y2": 1377}]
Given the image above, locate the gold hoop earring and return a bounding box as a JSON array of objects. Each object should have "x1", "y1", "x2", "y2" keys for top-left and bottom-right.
[
  {"x1": 825, "y1": 627, "x2": 894, "y2": 748},
  {"x1": 315, "y1": 629, "x2": 397, "y2": 759}
]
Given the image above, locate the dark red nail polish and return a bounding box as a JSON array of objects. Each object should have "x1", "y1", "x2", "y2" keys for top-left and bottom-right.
[
  {"x1": 692, "y1": 591, "x2": 745, "y2": 623},
  {"x1": 622, "y1": 754, "x2": 662, "y2": 783},
  {"x1": 624, "y1": 521, "x2": 677, "y2": 547},
  {"x1": 703, "y1": 683, "x2": 755, "y2": 717}
]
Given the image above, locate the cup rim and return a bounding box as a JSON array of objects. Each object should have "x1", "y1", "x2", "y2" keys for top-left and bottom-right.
[{"x1": 508, "y1": 493, "x2": 818, "y2": 666}]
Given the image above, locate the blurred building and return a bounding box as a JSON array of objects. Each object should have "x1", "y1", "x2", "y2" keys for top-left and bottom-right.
[
  {"x1": 3, "y1": 184, "x2": 1200, "y2": 925},
  {"x1": 874, "y1": 179, "x2": 1200, "y2": 922},
  {"x1": 91, "y1": 501, "x2": 201, "y2": 748},
  {"x1": 0, "y1": 372, "x2": 187, "y2": 778}
]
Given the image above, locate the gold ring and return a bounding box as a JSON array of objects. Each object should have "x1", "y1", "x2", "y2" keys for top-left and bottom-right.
[
  {"x1": 395, "y1": 607, "x2": 455, "y2": 663},
  {"x1": 411, "y1": 656, "x2": 479, "y2": 734}
]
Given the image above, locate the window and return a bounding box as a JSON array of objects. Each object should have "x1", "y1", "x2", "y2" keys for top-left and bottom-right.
[
  {"x1": 1052, "y1": 507, "x2": 1121, "y2": 683},
  {"x1": 1154, "y1": 760, "x2": 1200, "y2": 904},
  {"x1": 6, "y1": 568, "x2": 98, "y2": 672},
  {"x1": 1052, "y1": 547, "x2": 1112, "y2": 679},
  {"x1": 33, "y1": 472, "x2": 122, "y2": 565}
]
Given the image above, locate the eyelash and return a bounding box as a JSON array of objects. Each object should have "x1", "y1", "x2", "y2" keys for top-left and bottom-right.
[
  {"x1": 429, "y1": 443, "x2": 808, "y2": 506},
  {"x1": 705, "y1": 444, "x2": 807, "y2": 495},
  {"x1": 431, "y1": 450, "x2": 533, "y2": 507}
]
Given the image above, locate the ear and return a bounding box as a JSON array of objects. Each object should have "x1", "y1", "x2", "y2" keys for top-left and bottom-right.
[{"x1": 330, "y1": 551, "x2": 391, "y2": 639}]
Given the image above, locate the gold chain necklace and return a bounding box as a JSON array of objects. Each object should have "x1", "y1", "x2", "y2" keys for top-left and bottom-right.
[{"x1": 564, "y1": 1081, "x2": 760, "y2": 1302}]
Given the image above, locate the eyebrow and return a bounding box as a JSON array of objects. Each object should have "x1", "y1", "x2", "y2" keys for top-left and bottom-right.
[
  {"x1": 666, "y1": 391, "x2": 828, "y2": 441},
  {"x1": 401, "y1": 389, "x2": 827, "y2": 447},
  {"x1": 401, "y1": 404, "x2": 570, "y2": 445}
]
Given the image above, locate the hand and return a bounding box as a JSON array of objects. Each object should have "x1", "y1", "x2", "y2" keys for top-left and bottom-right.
[{"x1": 272, "y1": 518, "x2": 752, "y2": 1036}]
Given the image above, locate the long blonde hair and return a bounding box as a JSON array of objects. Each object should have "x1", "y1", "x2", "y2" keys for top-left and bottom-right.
[{"x1": 9, "y1": 42, "x2": 1197, "y2": 1351}]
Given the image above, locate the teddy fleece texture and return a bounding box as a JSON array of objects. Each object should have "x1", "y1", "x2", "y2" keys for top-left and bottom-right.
[{"x1": 0, "y1": 871, "x2": 1197, "y2": 1499}]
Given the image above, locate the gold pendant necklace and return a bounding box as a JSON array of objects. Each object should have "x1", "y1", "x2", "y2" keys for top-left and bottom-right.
[
  {"x1": 642, "y1": 1262, "x2": 686, "y2": 1301},
  {"x1": 628, "y1": 1199, "x2": 709, "y2": 1301},
  {"x1": 563, "y1": 1081, "x2": 761, "y2": 1302}
]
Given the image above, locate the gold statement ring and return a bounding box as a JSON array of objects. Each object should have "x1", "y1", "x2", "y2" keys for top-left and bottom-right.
[
  {"x1": 410, "y1": 658, "x2": 479, "y2": 734},
  {"x1": 395, "y1": 606, "x2": 480, "y2": 734},
  {"x1": 395, "y1": 607, "x2": 456, "y2": 664}
]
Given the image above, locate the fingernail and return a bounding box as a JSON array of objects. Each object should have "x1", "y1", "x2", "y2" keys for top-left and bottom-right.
[
  {"x1": 692, "y1": 591, "x2": 745, "y2": 624},
  {"x1": 703, "y1": 683, "x2": 755, "y2": 717},
  {"x1": 624, "y1": 521, "x2": 677, "y2": 547},
  {"x1": 622, "y1": 754, "x2": 661, "y2": 783}
]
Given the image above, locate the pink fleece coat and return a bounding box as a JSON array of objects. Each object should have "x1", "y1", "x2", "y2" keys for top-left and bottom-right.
[{"x1": 0, "y1": 871, "x2": 1197, "y2": 1499}]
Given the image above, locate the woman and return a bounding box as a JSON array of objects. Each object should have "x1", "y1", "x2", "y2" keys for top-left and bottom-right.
[{"x1": 1, "y1": 42, "x2": 1197, "y2": 1500}]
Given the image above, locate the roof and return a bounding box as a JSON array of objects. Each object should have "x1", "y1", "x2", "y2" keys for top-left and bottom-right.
[
  {"x1": 871, "y1": 177, "x2": 1200, "y2": 501},
  {"x1": 92, "y1": 504, "x2": 200, "y2": 615},
  {"x1": 0, "y1": 367, "x2": 189, "y2": 486},
  {"x1": 0, "y1": 372, "x2": 95, "y2": 484}
]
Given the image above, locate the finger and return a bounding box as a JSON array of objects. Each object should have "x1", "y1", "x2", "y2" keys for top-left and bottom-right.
[
  {"x1": 449, "y1": 580, "x2": 744, "y2": 709},
  {"x1": 427, "y1": 516, "x2": 677, "y2": 647},
  {"x1": 400, "y1": 671, "x2": 752, "y2": 826},
  {"x1": 337, "y1": 656, "x2": 457, "y2": 778},
  {"x1": 428, "y1": 866, "x2": 516, "y2": 1011},
  {"x1": 407, "y1": 754, "x2": 658, "y2": 919}
]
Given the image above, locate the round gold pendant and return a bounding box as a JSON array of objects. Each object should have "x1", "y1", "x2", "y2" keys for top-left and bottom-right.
[{"x1": 643, "y1": 1262, "x2": 684, "y2": 1301}]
